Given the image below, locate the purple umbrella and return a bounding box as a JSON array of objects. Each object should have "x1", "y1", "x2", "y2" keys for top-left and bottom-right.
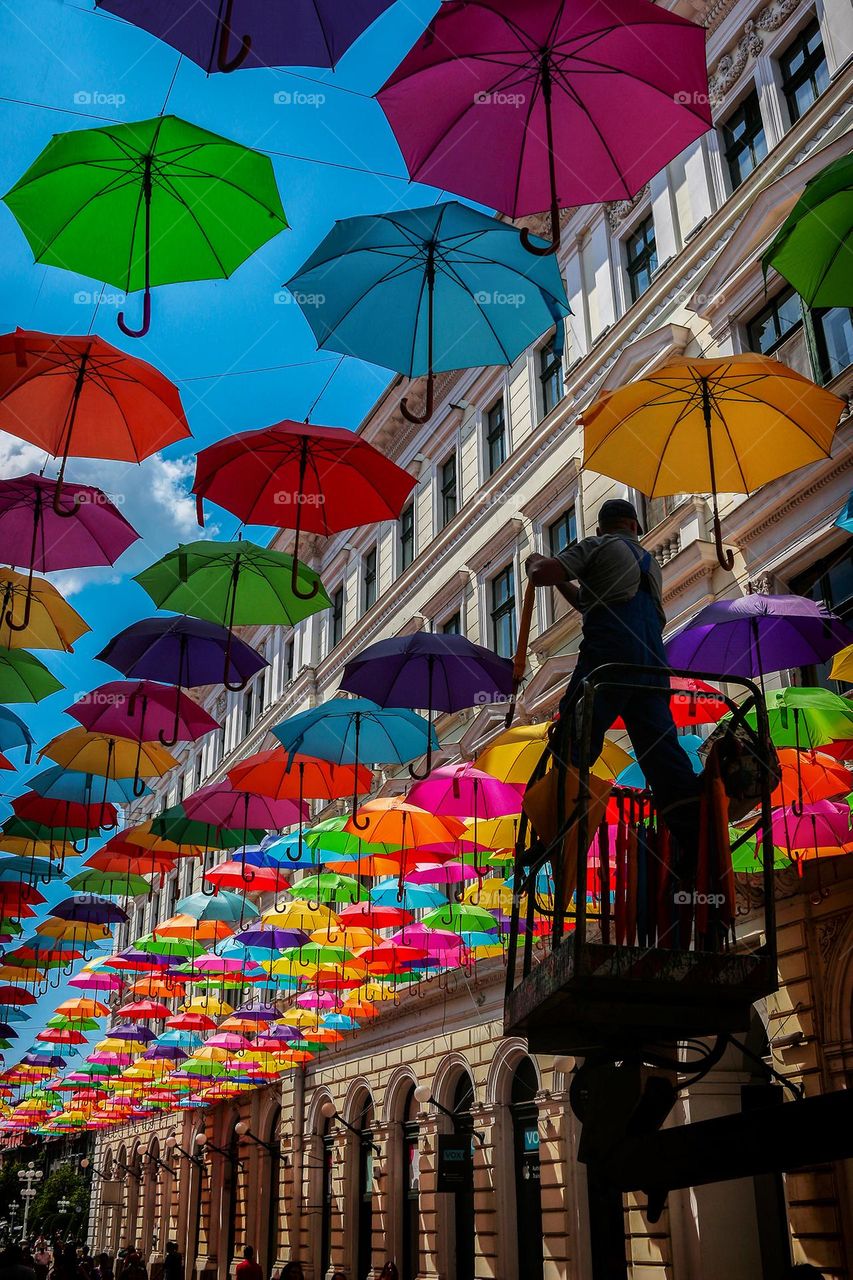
[
  {"x1": 67, "y1": 679, "x2": 220, "y2": 795},
  {"x1": 111, "y1": 1022, "x2": 156, "y2": 1042},
  {"x1": 96, "y1": 615, "x2": 267, "y2": 745},
  {"x1": 0, "y1": 473, "x2": 139, "y2": 630},
  {"x1": 378, "y1": 0, "x2": 711, "y2": 254},
  {"x1": 340, "y1": 633, "x2": 513, "y2": 777},
  {"x1": 96, "y1": 0, "x2": 396, "y2": 73},
  {"x1": 666, "y1": 595, "x2": 853, "y2": 686},
  {"x1": 52, "y1": 895, "x2": 129, "y2": 925}
]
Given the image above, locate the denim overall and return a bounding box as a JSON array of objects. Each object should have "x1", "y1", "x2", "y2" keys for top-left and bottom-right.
[{"x1": 558, "y1": 537, "x2": 701, "y2": 852}]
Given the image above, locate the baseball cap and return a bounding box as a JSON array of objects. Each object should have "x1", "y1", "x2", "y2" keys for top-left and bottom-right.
[{"x1": 598, "y1": 498, "x2": 643, "y2": 532}]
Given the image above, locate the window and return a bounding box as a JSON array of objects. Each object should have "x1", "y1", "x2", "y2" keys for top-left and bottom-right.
[
  {"x1": 539, "y1": 333, "x2": 565, "y2": 417},
  {"x1": 746, "y1": 286, "x2": 802, "y2": 355},
  {"x1": 399, "y1": 503, "x2": 415, "y2": 573},
  {"x1": 491, "y1": 565, "x2": 516, "y2": 659},
  {"x1": 791, "y1": 544, "x2": 853, "y2": 687},
  {"x1": 242, "y1": 686, "x2": 254, "y2": 738},
  {"x1": 362, "y1": 547, "x2": 377, "y2": 613},
  {"x1": 440, "y1": 453, "x2": 458, "y2": 527},
  {"x1": 813, "y1": 307, "x2": 853, "y2": 383},
  {"x1": 331, "y1": 586, "x2": 344, "y2": 648},
  {"x1": 441, "y1": 612, "x2": 461, "y2": 635},
  {"x1": 548, "y1": 507, "x2": 577, "y2": 557},
  {"x1": 284, "y1": 638, "x2": 295, "y2": 686},
  {"x1": 780, "y1": 20, "x2": 829, "y2": 123},
  {"x1": 722, "y1": 90, "x2": 767, "y2": 191},
  {"x1": 485, "y1": 399, "x2": 506, "y2": 476},
  {"x1": 256, "y1": 670, "x2": 266, "y2": 716},
  {"x1": 625, "y1": 215, "x2": 658, "y2": 304}
]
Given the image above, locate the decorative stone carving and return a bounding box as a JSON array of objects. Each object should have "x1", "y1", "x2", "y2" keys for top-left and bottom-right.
[
  {"x1": 605, "y1": 185, "x2": 650, "y2": 232},
  {"x1": 816, "y1": 913, "x2": 848, "y2": 965},
  {"x1": 708, "y1": 0, "x2": 805, "y2": 104}
]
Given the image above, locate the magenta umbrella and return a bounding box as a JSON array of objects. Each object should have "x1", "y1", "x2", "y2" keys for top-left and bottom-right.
[
  {"x1": 408, "y1": 763, "x2": 521, "y2": 819},
  {"x1": 183, "y1": 781, "x2": 307, "y2": 887},
  {"x1": 378, "y1": 0, "x2": 711, "y2": 254},
  {"x1": 764, "y1": 800, "x2": 852, "y2": 853},
  {"x1": 0, "y1": 473, "x2": 139, "y2": 630},
  {"x1": 405, "y1": 861, "x2": 484, "y2": 885}
]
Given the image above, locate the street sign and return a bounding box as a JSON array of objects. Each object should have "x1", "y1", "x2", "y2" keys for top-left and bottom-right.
[{"x1": 437, "y1": 1135, "x2": 473, "y2": 1192}]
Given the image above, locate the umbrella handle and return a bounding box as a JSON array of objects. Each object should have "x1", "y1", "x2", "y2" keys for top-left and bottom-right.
[
  {"x1": 4, "y1": 570, "x2": 34, "y2": 632},
  {"x1": 52, "y1": 477, "x2": 86, "y2": 520},
  {"x1": 712, "y1": 510, "x2": 735, "y2": 571},
  {"x1": 505, "y1": 582, "x2": 535, "y2": 728},
  {"x1": 520, "y1": 213, "x2": 561, "y2": 257},
  {"x1": 400, "y1": 370, "x2": 434, "y2": 425},
  {"x1": 117, "y1": 289, "x2": 152, "y2": 339},
  {"x1": 408, "y1": 738, "x2": 433, "y2": 780},
  {"x1": 290, "y1": 554, "x2": 320, "y2": 602},
  {"x1": 520, "y1": 65, "x2": 560, "y2": 257},
  {"x1": 217, "y1": 1, "x2": 252, "y2": 72},
  {"x1": 158, "y1": 684, "x2": 183, "y2": 749}
]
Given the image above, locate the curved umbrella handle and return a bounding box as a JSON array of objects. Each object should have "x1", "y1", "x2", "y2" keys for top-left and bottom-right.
[
  {"x1": 217, "y1": 1, "x2": 252, "y2": 73},
  {"x1": 712, "y1": 510, "x2": 735, "y2": 572},
  {"x1": 52, "y1": 479, "x2": 86, "y2": 521},
  {"x1": 4, "y1": 573, "x2": 34, "y2": 632},
  {"x1": 520, "y1": 213, "x2": 561, "y2": 257},
  {"x1": 520, "y1": 66, "x2": 560, "y2": 258},
  {"x1": 291, "y1": 554, "x2": 320, "y2": 602},
  {"x1": 158, "y1": 686, "x2": 183, "y2": 749},
  {"x1": 117, "y1": 288, "x2": 152, "y2": 339},
  {"x1": 400, "y1": 370, "x2": 434, "y2": 425}
]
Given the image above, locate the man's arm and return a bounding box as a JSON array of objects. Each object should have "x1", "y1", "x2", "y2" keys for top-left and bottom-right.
[{"x1": 525, "y1": 553, "x2": 581, "y2": 610}]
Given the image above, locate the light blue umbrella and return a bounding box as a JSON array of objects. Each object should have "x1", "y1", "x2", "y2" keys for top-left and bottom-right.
[
  {"x1": 370, "y1": 878, "x2": 445, "y2": 910},
  {"x1": 836, "y1": 489, "x2": 853, "y2": 534},
  {"x1": 0, "y1": 856, "x2": 65, "y2": 882},
  {"x1": 28, "y1": 766, "x2": 150, "y2": 804},
  {"x1": 286, "y1": 200, "x2": 570, "y2": 423},
  {"x1": 176, "y1": 889, "x2": 258, "y2": 923},
  {"x1": 0, "y1": 706, "x2": 34, "y2": 760},
  {"x1": 247, "y1": 834, "x2": 323, "y2": 869},
  {"x1": 616, "y1": 733, "x2": 705, "y2": 790}
]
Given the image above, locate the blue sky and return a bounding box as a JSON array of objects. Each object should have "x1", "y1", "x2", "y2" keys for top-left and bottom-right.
[{"x1": 0, "y1": 0, "x2": 441, "y2": 1058}]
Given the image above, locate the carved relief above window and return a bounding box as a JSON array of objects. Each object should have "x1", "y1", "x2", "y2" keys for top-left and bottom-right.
[{"x1": 707, "y1": 0, "x2": 806, "y2": 105}]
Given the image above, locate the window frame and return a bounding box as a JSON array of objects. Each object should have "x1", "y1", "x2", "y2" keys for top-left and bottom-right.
[
  {"x1": 441, "y1": 611, "x2": 462, "y2": 636},
  {"x1": 721, "y1": 88, "x2": 768, "y2": 192},
  {"x1": 362, "y1": 547, "x2": 378, "y2": 615},
  {"x1": 330, "y1": 585, "x2": 345, "y2": 648},
  {"x1": 538, "y1": 332, "x2": 565, "y2": 419},
  {"x1": 490, "y1": 564, "x2": 517, "y2": 659},
  {"x1": 398, "y1": 502, "x2": 415, "y2": 574},
  {"x1": 745, "y1": 285, "x2": 803, "y2": 357},
  {"x1": 485, "y1": 397, "x2": 507, "y2": 477},
  {"x1": 779, "y1": 18, "x2": 829, "y2": 124},
  {"x1": 624, "y1": 214, "x2": 658, "y2": 305},
  {"x1": 439, "y1": 451, "x2": 458, "y2": 528}
]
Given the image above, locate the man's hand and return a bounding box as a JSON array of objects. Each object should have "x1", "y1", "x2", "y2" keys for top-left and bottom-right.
[{"x1": 526, "y1": 553, "x2": 568, "y2": 586}]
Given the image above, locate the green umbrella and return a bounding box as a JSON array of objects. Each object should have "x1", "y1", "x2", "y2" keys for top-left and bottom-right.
[
  {"x1": 151, "y1": 805, "x2": 266, "y2": 849},
  {"x1": 289, "y1": 873, "x2": 368, "y2": 905},
  {"x1": 729, "y1": 834, "x2": 790, "y2": 873},
  {"x1": 135, "y1": 541, "x2": 330, "y2": 633},
  {"x1": 422, "y1": 903, "x2": 497, "y2": 933},
  {"x1": 762, "y1": 154, "x2": 853, "y2": 308},
  {"x1": 4, "y1": 115, "x2": 288, "y2": 337},
  {"x1": 0, "y1": 647, "x2": 62, "y2": 702},
  {"x1": 742, "y1": 687, "x2": 853, "y2": 749},
  {"x1": 305, "y1": 815, "x2": 396, "y2": 860},
  {"x1": 67, "y1": 870, "x2": 152, "y2": 898},
  {"x1": 135, "y1": 934, "x2": 207, "y2": 960},
  {"x1": 46, "y1": 1015, "x2": 101, "y2": 1031}
]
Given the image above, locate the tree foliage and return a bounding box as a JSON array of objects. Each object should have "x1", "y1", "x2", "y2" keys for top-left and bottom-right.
[{"x1": 28, "y1": 1164, "x2": 90, "y2": 1240}]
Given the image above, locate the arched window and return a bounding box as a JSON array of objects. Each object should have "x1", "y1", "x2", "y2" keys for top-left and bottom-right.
[
  {"x1": 225, "y1": 1117, "x2": 241, "y2": 1272},
  {"x1": 452, "y1": 1074, "x2": 475, "y2": 1280},
  {"x1": 355, "y1": 1092, "x2": 376, "y2": 1280},
  {"x1": 264, "y1": 1106, "x2": 282, "y2": 1278},
  {"x1": 510, "y1": 1057, "x2": 543, "y2": 1280},
  {"x1": 401, "y1": 1085, "x2": 420, "y2": 1280},
  {"x1": 320, "y1": 1113, "x2": 335, "y2": 1280}
]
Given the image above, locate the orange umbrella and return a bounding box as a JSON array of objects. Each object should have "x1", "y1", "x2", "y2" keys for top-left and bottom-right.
[
  {"x1": 228, "y1": 749, "x2": 372, "y2": 801},
  {"x1": 770, "y1": 748, "x2": 850, "y2": 810},
  {"x1": 344, "y1": 798, "x2": 464, "y2": 848},
  {"x1": 129, "y1": 976, "x2": 186, "y2": 999},
  {"x1": 153, "y1": 914, "x2": 232, "y2": 943}
]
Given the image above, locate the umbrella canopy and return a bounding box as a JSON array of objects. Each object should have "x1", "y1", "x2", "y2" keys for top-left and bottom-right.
[
  {"x1": 829, "y1": 643, "x2": 853, "y2": 685},
  {"x1": 743, "y1": 687, "x2": 853, "y2": 749},
  {"x1": 837, "y1": 490, "x2": 853, "y2": 535},
  {"x1": 0, "y1": 648, "x2": 62, "y2": 703},
  {"x1": 5, "y1": 118, "x2": 287, "y2": 338},
  {"x1": 97, "y1": 615, "x2": 267, "y2": 734},
  {"x1": 228, "y1": 749, "x2": 372, "y2": 804},
  {"x1": 378, "y1": 0, "x2": 710, "y2": 253},
  {"x1": 182, "y1": 782, "x2": 306, "y2": 832},
  {"x1": 12, "y1": 793, "x2": 117, "y2": 832},
  {"x1": 68, "y1": 680, "x2": 219, "y2": 746},
  {"x1": 408, "y1": 764, "x2": 521, "y2": 820},
  {"x1": 582, "y1": 354, "x2": 844, "y2": 568},
  {"x1": 39, "y1": 728, "x2": 177, "y2": 779},
  {"x1": 617, "y1": 734, "x2": 704, "y2": 789},
  {"x1": 0, "y1": 570, "x2": 89, "y2": 652},
  {"x1": 52, "y1": 896, "x2": 128, "y2": 926},
  {"x1": 286, "y1": 201, "x2": 570, "y2": 423},
  {"x1": 762, "y1": 153, "x2": 852, "y2": 307},
  {"x1": 28, "y1": 766, "x2": 149, "y2": 806},
  {"x1": 770, "y1": 749, "x2": 850, "y2": 811},
  {"x1": 342, "y1": 631, "x2": 513, "y2": 714},
  {"x1": 0, "y1": 706, "x2": 34, "y2": 760},
  {"x1": 666, "y1": 594, "x2": 852, "y2": 679},
  {"x1": 96, "y1": 0, "x2": 396, "y2": 72}
]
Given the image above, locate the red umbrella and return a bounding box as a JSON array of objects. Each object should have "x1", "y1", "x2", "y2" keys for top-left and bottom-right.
[
  {"x1": 613, "y1": 677, "x2": 727, "y2": 729},
  {"x1": 0, "y1": 985, "x2": 37, "y2": 1005},
  {"x1": 192, "y1": 421, "x2": 416, "y2": 598},
  {"x1": 228, "y1": 749, "x2": 372, "y2": 803},
  {"x1": 0, "y1": 329, "x2": 190, "y2": 514},
  {"x1": 12, "y1": 793, "x2": 117, "y2": 832},
  {"x1": 203, "y1": 862, "x2": 288, "y2": 894}
]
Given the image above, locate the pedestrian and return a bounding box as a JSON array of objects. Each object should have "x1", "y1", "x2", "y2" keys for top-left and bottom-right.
[
  {"x1": 2, "y1": 1242, "x2": 37, "y2": 1280},
  {"x1": 114, "y1": 1247, "x2": 128, "y2": 1280},
  {"x1": 96, "y1": 1254, "x2": 114, "y2": 1280},
  {"x1": 49, "y1": 1244, "x2": 80, "y2": 1280},
  {"x1": 34, "y1": 1237, "x2": 51, "y2": 1280},
  {"x1": 120, "y1": 1250, "x2": 147, "y2": 1280},
  {"x1": 278, "y1": 1266, "x2": 303, "y2": 1280},
  {"x1": 525, "y1": 498, "x2": 702, "y2": 853},
  {"x1": 235, "y1": 1247, "x2": 262, "y2": 1280},
  {"x1": 163, "y1": 1243, "x2": 181, "y2": 1280}
]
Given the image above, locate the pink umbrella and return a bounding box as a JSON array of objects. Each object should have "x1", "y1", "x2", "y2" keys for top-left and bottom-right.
[
  {"x1": 390, "y1": 923, "x2": 463, "y2": 956},
  {"x1": 205, "y1": 1032, "x2": 252, "y2": 1052},
  {"x1": 68, "y1": 971, "x2": 123, "y2": 992},
  {"x1": 68, "y1": 681, "x2": 219, "y2": 745},
  {"x1": 765, "y1": 800, "x2": 852, "y2": 852},
  {"x1": 405, "y1": 862, "x2": 484, "y2": 885},
  {"x1": 408, "y1": 763, "x2": 521, "y2": 819},
  {"x1": 183, "y1": 781, "x2": 306, "y2": 831},
  {"x1": 378, "y1": 0, "x2": 711, "y2": 253},
  {"x1": 295, "y1": 991, "x2": 340, "y2": 1010}
]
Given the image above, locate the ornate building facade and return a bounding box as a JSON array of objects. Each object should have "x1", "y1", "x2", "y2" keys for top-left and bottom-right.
[{"x1": 86, "y1": 0, "x2": 853, "y2": 1274}]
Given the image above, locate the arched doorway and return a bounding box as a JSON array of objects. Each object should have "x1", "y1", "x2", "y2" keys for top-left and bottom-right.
[
  {"x1": 320, "y1": 1113, "x2": 335, "y2": 1279},
  {"x1": 353, "y1": 1091, "x2": 376, "y2": 1280},
  {"x1": 452, "y1": 1074, "x2": 475, "y2": 1280},
  {"x1": 401, "y1": 1086, "x2": 421, "y2": 1280},
  {"x1": 189, "y1": 1129, "x2": 205, "y2": 1267},
  {"x1": 510, "y1": 1057, "x2": 543, "y2": 1280},
  {"x1": 263, "y1": 1107, "x2": 282, "y2": 1278},
  {"x1": 225, "y1": 1118, "x2": 241, "y2": 1275}
]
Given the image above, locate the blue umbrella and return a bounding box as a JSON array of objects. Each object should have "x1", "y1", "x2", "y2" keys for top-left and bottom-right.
[
  {"x1": 616, "y1": 733, "x2": 705, "y2": 790},
  {"x1": 273, "y1": 697, "x2": 437, "y2": 825},
  {"x1": 836, "y1": 489, "x2": 853, "y2": 534},
  {"x1": 241, "y1": 835, "x2": 322, "y2": 870},
  {"x1": 0, "y1": 856, "x2": 65, "y2": 883},
  {"x1": 0, "y1": 706, "x2": 34, "y2": 760},
  {"x1": 28, "y1": 766, "x2": 151, "y2": 804},
  {"x1": 370, "y1": 878, "x2": 445, "y2": 910},
  {"x1": 286, "y1": 200, "x2": 570, "y2": 424},
  {"x1": 176, "y1": 889, "x2": 258, "y2": 922}
]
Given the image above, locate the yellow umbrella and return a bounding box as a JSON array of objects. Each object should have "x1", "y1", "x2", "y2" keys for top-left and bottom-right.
[
  {"x1": 36, "y1": 919, "x2": 112, "y2": 943},
  {"x1": 462, "y1": 878, "x2": 513, "y2": 911},
  {"x1": 260, "y1": 902, "x2": 340, "y2": 934},
  {"x1": 476, "y1": 721, "x2": 630, "y2": 784},
  {"x1": 0, "y1": 569, "x2": 89, "y2": 652},
  {"x1": 583, "y1": 354, "x2": 844, "y2": 569},
  {"x1": 122, "y1": 821, "x2": 206, "y2": 856},
  {"x1": 182, "y1": 996, "x2": 233, "y2": 1018},
  {"x1": 39, "y1": 727, "x2": 178, "y2": 778},
  {"x1": 830, "y1": 645, "x2": 853, "y2": 685},
  {"x1": 0, "y1": 837, "x2": 69, "y2": 860}
]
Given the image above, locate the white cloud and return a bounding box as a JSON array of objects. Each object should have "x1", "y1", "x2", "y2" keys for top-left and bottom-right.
[{"x1": 0, "y1": 431, "x2": 220, "y2": 596}]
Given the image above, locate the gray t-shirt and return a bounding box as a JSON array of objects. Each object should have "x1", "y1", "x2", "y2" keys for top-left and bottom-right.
[{"x1": 556, "y1": 533, "x2": 665, "y2": 626}]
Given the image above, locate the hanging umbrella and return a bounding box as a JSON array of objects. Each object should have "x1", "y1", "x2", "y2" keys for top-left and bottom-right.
[
  {"x1": 12, "y1": 793, "x2": 117, "y2": 833},
  {"x1": 68, "y1": 680, "x2": 219, "y2": 752},
  {"x1": 582, "y1": 355, "x2": 844, "y2": 568},
  {"x1": 763, "y1": 800, "x2": 852, "y2": 863},
  {"x1": 29, "y1": 766, "x2": 151, "y2": 807},
  {"x1": 39, "y1": 728, "x2": 177, "y2": 782},
  {"x1": 0, "y1": 706, "x2": 34, "y2": 762},
  {"x1": 769, "y1": 749, "x2": 850, "y2": 811},
  {"x1": 408, "y1": 764, "x2": 520, "y2": 823},
  {"x1": 0, "y1": 648, "x2": 62, "y2": 702},
  {"x1": 192, "y1": 421, "x2": 417, "y2": 599},
  {"x1": 96, "y1": 615, "x2": 268, "y2": 734},
  {"x1": 0, "y1": 570, "x2": 88, "y2": 652},
  {"x1": 229, "y1": 750, "x2": 372, "y2": 805},
  {"x1": 836, "y1": 490, "x2": 853, "y2": 535},
  {"x1": 762, "y1": 154, "x2": 852, "y2": 307},
  {"x1": 474, "y1": 720, "x2": 631, "y2": 786},
  {"x1": 183, "y1": 782, "x2": 305, "y2": 834},
  {"x1": 67, "y1": 869, "x2": 151, "y2": 898},
  {"x1": 342, "y1": 632, "x2": 512, "y2": 776},
  {"x1": 134, "y1": 540, "x2": 329, "y2": 667},
  {"x1": 286, "y1": 201, "x2": 570, "y2": 423},
  {"x1": 96, "y1": 0, "x2": 396, "y2": 72},
  {"x1": 5, "y1": 119, "x2": 287, "y2": 338},
  {"x1": 51, "y1": 896, "x2": 129, "y2": 926},
  {"x1": 666, "y1": 594, "x2": 852, "y2": 681},
  {"x1": 273, "y1": 697, "x2": 437, "y2": 822},
  {"x1": 378, "y1": 0, "x2": 710, "y2": 254},
  {"x1": 830, "y1": 645, "x2": 853, "y2": 684},
  {"x1": 741, "y1": 687, "x2": 853, "y2": 749}
]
